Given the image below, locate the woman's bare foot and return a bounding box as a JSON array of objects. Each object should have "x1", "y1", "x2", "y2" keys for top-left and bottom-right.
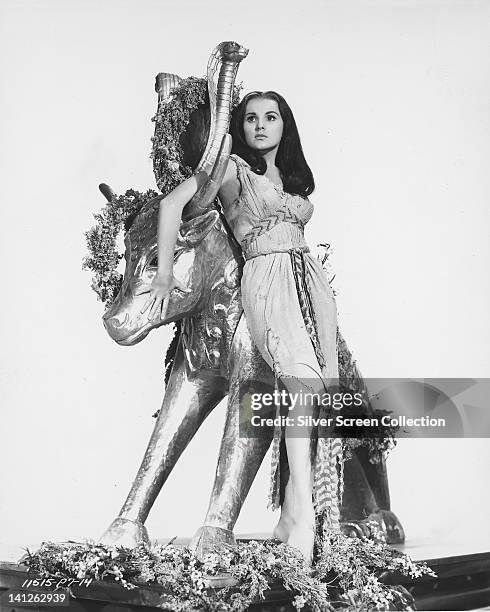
[
  {"x1": 272, "y1": 514, "x2": 295, "y2": 542},
  {"x1": 286, "y1": 513, "x2": 315, "y2": 566}
]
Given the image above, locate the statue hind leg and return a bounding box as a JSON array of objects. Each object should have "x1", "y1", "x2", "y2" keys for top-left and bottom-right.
[
  {"x1": 336, "y1": 330, "x2": 404, "y2": 543},
  {"x1": 99, "y1": 338, "x2": 225, "y2": 548},
  {"x1": 354, "y1": 445, "x2": 405, "y2": 544},
  {"x1": 340, "y1": 448, "x2": 385, "y2": 538}
]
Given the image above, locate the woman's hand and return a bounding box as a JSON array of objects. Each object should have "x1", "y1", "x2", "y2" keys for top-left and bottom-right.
[{"x1": 137, "y1": 272, "x2": 190, "y2": 321}]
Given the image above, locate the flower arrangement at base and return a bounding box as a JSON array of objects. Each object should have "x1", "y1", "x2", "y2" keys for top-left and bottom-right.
[{"x1": 23, "y1": 524, "x2": 435, "y2": 612}]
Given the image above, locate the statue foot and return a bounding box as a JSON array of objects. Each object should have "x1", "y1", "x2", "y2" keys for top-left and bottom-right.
[
  {"x1": 189, "y1": 525, "x2": 239, "y2": 587},
  {"x1": 340, "y1": 510, "x2": 405, "y2": 544},
  {"x1": 202, "y1": 574, "x2": 238, "y2": 588},
  {"x1": 369, "y1": 509, "x2": 405, "y2": 544},
  {"x1": 189, "y1": 524, "x2": 236, "y2": 561},
  {"x1": 99, "y1": 517, "x2": 150, "y2": 549},
  {"x1": 340, "y1": 521, "x2": 372, "y2": 540}
]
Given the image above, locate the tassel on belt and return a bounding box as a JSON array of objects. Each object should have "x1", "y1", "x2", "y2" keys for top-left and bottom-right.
[{"x1": 244, "y1": 245, "x2": 310, "y2": 261}]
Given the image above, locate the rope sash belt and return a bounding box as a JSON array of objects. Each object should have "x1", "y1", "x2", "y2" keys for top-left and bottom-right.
[
  {"x1": 240, "y1": 205, "x2": 306, "y2": 261},
  {"x1": 244, "y1": 245, "x2": 310, "y2": 261}
]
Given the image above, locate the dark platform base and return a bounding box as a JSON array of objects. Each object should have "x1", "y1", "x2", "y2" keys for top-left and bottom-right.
[
  {"x1": 1, "y1": 544, "x2": 489, "y2": 611},
  {"x1": 387, "y1": 550, "x2": 490, "y2": 611}
]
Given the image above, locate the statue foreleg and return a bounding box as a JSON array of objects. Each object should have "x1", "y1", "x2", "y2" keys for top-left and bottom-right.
[
  {"x1": 99, "y1": 338, "x2": 225, "y2": 548},
  {"x1": 189, "y1": 376, "x2": 273, "y2": 558}
]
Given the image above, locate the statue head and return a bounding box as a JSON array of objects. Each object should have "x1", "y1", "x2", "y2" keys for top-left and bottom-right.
[
  {"x1": 102, "y1": 202, "x2": 235, "y2": 346},
  {"x1": 100, "y1": 41, "x2": 246, "y2": 345}
]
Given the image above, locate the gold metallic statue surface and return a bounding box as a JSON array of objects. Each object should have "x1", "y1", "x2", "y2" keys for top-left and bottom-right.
[{"x1": 99, "y1": 41, "x2": 404, "y2": 556}]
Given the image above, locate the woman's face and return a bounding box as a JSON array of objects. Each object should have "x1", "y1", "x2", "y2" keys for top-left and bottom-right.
[{"x1": 242, "y1": 97, "x2": 284, "y2": 153}]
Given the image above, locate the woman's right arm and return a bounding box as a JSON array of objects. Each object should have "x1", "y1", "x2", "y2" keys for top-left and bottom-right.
[
  {"x1": 139, "y1": 171, "x2": 208, "y2": 320},
  {"x1": 142, "y1": 157, "x2": 241, "y2": 321},
  {"x1": 218, "y1": 156, "x2": 240, "y2": 207}
]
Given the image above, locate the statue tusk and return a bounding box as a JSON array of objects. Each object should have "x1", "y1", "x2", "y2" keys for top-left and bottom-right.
[
  {"x1": 185, "y1": 134, "x2": 231, "y2": 218},
  {"x1": 183, "y1": 41, "x2": 247, "y2": 219}
]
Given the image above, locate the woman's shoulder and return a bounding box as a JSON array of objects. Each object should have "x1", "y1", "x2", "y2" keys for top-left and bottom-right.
[{"x1": 230, "y1": 153, "x2": 251, "y2": 169}]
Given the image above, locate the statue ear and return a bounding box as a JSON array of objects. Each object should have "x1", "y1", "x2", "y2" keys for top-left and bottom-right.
[{"x1": 177, "y1": 209, "x2": 219, "y2": 247}]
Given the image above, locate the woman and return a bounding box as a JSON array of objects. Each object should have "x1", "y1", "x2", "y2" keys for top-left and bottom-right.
[{"x1": 143, "y1": 91, "x2": 341, "y2": 564}]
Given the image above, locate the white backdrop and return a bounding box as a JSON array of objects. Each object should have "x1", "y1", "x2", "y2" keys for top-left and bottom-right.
[{"x1": 1, "y1": 0, "x2": 489, "y2": 557}]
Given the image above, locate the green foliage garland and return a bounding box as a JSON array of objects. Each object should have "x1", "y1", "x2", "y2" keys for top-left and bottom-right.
[
  {"x1": 150, "y1": 76, "x2": 242, "y2": 194},
  {"x1": 151, "y1": 76, "x2": 206, "y2": 194},
  {"x1": 82, "y1": 189, "x2": 158, "y2": 306},
  {"x1": 84, "y1": 77, "x2": 241, "y2": 307},
  {"x1": 24, "y1": 525, "x2": 434, "y2": 611}
]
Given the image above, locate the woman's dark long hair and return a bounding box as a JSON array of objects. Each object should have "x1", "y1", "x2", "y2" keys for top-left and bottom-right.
[{"x1": 230, "y1": 91, "x2": 315, "y2": 197}]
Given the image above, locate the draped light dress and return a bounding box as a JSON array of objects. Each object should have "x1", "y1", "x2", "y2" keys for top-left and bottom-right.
[{"x1": 223, "y1": 154, "x2": 343, "y2": 529}]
